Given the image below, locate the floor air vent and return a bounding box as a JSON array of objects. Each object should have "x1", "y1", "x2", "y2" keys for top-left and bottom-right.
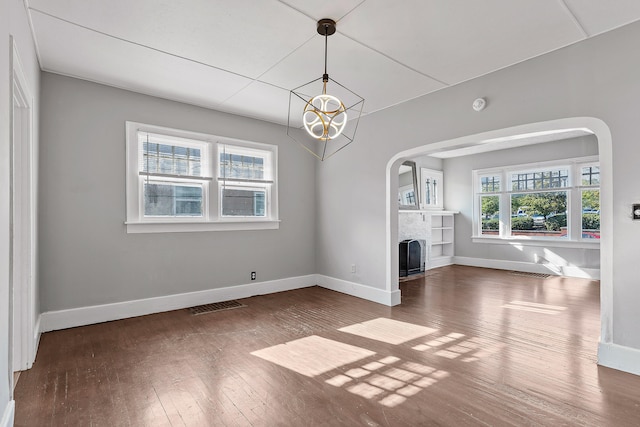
[
  {"x1": 189, "y1": 300, "x2": 246, "y2": 315},
  {"x1": 508, "y1": 271, "x2": 552, "y2": 279}
]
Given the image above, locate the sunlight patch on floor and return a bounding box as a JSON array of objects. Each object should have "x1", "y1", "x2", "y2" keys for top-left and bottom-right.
[
  {"x1": 250, "y1": 335, "x2": 375, "y2": 377},
  {"x1": 502, "y1": 300, "x2": 567, "y2": 314},
  {"x1": 413, "y1": 332, "x2": 466, "y2": 351},
  {"x1": 412, "y1": 333, "x2": 503, "y2": 362},
  {"x1": 326, "y1": 356, "x2": 449, "y2": 408},
  {"x1": 338, "y1": 318, "x2": 438, "y2": 345},
  {"x1": 252, "y1": 319, "x2": 467, "y2": 409}
]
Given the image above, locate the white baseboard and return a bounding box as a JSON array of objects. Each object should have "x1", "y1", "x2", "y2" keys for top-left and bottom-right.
[
  {"x1": 30, "y1": 315, "x2": 41, "y2": 369},
  {"x1": 1, "y1": 400, "x2": 14, "y2": 427},
  {"x1": 40, "y1": 275, "x2": 317, "y2": 332},
  {"x1": 454, "y1": 256, "x2": 600, "y2": 280},
  {"x1": 598, "y1": 342, "x2": 640, "y2": 377},
  {"x1": 429, "y1": 256, "x2": 454, "y2": 269},
  {"x1": 316, "y1": 275, "x2": 401, "y2": 306}
]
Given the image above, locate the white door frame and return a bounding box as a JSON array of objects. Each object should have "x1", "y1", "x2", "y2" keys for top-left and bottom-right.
[{"x1": 10, "y1": 38, "x2": 37, "y2": 373}]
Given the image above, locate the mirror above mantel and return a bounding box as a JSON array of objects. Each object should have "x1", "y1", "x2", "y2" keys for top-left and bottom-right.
[{"x1": 398, "y1": 161, "x2": 419, "y2": 210}]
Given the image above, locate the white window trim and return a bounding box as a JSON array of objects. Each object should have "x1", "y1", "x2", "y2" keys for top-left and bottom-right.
[
  {"x1": 125, "y1": 121, "x2": 279, "y2": 233},
  {"x1": 218, "y1": 141, "x2": 274, "y2": 219},
  {"x1": 471, "y1": 236, "x2": 599, "y2": 249},
  {"x1": 472, "y1": 155, "x2": 599, "y2": 247}
]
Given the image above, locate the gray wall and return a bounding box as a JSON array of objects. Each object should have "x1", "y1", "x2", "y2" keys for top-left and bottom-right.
[
  {"x1": 39, "y1": 73, "x2": 316, "y2": 312},
  {"x1": 414, "y1": 154, "x2": 443, "y2": 172},
  {"x1": 1, "y1": 0, "x2": 41, "y2": 416},
  {"x1": 316, "y1": 20, "x2": 640, "y2": 350},
  {"x1": 444, "y1": 136, "x2": 599, "y2": 269}
]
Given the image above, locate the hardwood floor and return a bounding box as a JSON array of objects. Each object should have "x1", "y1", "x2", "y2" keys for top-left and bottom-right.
[{"x1": 14, "y1": 266, "x2": 640, "y2": 426}]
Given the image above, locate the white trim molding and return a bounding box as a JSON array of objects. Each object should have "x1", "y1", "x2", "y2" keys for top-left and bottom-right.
[
  {"x1": 316, "y1": 275, "x2": 401, "y2": 306},
  {"x1": 31, "y1": 315, "x2": 41, "y2": 369},
  {"x1": 39, "y1": 274, "x2": 402, "y2": 332},
  {"x1": 598, "y1": 342, "x2": 640, "y2": 377},
  {"x1": 125, "y1": 219, "x2": 280, "y2": 233},
  {"x1": 1, "y1": 401, "x2": 14, "y2": 427},
  {"x1": 10, "y1": 36, "x2": 39, "y2": 373},
  {"x1": 430, "y1": 256, "x2": 454, "y2": 269},
  {"x1": 454, "y1": 256, "x2": 600, "y2": 280},
  {"x1": 40, "y1": 275, "x2": 317, "y2": 332}
]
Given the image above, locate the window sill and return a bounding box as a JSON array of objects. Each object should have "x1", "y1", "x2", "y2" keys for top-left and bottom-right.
[
  {"x1": 471, "y1": 236, "x2": 599, "y2": 249},
  {"x1": 125, "y1": 219, "x2": 280, "y2": 234},
  {"x1": 399, "y1": 209, "x2": 459, "y2": 214}
]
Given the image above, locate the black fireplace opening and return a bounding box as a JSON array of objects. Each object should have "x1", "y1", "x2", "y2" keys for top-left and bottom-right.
[{"x1": 399, "y1": 239, "x2": 423, "y2": 277}]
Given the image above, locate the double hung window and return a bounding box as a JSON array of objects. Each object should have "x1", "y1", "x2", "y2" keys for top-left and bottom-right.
[
  {"x1": 126, "y1": 122, "x2": 278, "y2": 233},
  {"x1": 140, "y1": 132, "x2": 208, "y2": 218},
  {"x1": 474, "y1": 157, "x2": 599, "y2": 243},
  {"x1": 219, "y1": 144, "x2": 272, "y2": 218}
]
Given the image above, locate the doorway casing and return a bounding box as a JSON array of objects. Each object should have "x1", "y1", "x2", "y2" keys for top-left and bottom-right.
[{"x1": 10, "y1": 38, "x2": 38, "y2": 378}]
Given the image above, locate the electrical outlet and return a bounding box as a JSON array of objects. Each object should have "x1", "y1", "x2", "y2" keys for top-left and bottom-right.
[
  {"x1": 351, "y1": 264, "x2": 357, "y2": 273},
  {"x1": 251, "y1": 272, "x2": 256, "y2": 280}
]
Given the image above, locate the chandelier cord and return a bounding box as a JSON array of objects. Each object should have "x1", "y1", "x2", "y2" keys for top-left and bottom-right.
[
  {"x1": 324, "y1": 25, "x2": 328, "y2": 77},
  {"x1": 322, "y1": 23, "x2": 329, "y2": 94}
]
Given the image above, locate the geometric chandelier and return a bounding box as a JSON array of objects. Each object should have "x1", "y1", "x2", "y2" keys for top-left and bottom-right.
[{"x1": 287, "y1": 18, "x2": 365, "y2": 161}]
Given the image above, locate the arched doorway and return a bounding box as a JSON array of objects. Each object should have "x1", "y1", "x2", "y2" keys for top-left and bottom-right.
[{"x1": 385, "y1": 117, "x2": 613, "y2": 349}]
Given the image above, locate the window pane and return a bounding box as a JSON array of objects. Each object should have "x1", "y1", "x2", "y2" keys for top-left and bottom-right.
[
  {"x1": 175, "y1": 159, "x2": 188, "y2": 175},
  {"x1": 222, "y1": 188, "x2": 266, "y2": 217},
  {"x1": 480, "y1": 195, "x2": 500, "y2": 236},
  {"x1": 581, "y1": 166, "x2": 600, "y2": 186},
  {"x1": 510, "y1": 191, "x2": 567, "y2": 238},
  {"x1": 480, "y1": 175, "x2": 500, "y2": 193},
  {"x1": 159, "y1": 157, "x2": 173, "y2": 174},
  {"x1": 582, "y1": 189, "x2": 600, "y2": 239},
  {"x1": 220, "y1": 152, "x2": 265, "y2": 180},
  {"x1": 144, "y1": 183, "x2": 202, "y2": 217},
  {"x1": 174, "y1": 146, "x2": 187, "y2": 158},
  {"x1": 142, "y1": 142, "x2": 158, "y2": 173},
  {"x1": 141, "y1": 140, "x2": 201, "y2": 177},
  {"x1": 511, "y1": 169, "x2": 568, "y2": 190}
]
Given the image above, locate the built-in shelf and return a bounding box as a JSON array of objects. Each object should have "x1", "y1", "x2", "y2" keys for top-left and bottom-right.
[
  {"x1": 428, "y1": 211, "x2": 456, "y2": 269},
  {"x1": 398, "y1": 210, "x2": 458, "y2": 272}
]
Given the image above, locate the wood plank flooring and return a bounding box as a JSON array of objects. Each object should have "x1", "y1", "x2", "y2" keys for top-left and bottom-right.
[{"x1": 14, "y1": 266, "x2": 640, "y2": 426}]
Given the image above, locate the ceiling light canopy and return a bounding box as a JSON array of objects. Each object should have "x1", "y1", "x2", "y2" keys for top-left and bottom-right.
[{"x1": 287, "y1": 19, "x2": 365, "y2": 161}]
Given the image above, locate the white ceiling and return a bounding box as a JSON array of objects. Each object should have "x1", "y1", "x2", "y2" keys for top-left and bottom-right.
[
  {"x1": 428, "y1": 128, "x2": 594, "y2": 158},
  {"x1": 26, "y1": 0, "x2": 640, "y2": 126}
]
